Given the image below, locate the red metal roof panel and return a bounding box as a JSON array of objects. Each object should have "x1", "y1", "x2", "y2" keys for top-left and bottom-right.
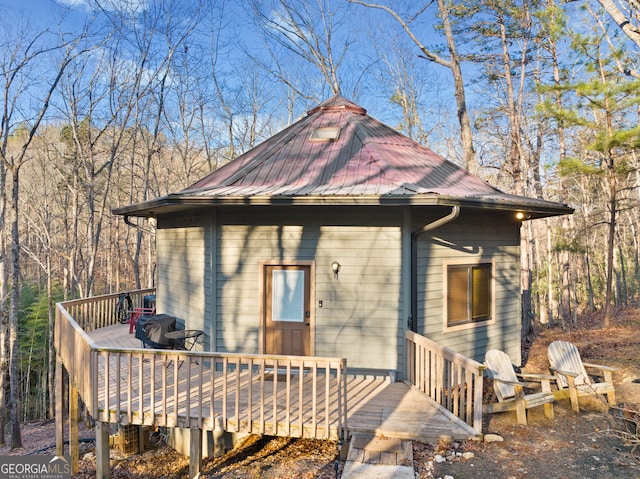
[
  {"x1": 112, "y1": 95, "x2": 572, "y2": 218},
  {"x1": 182, "y1": 95, "x2": 501, "y2": 200}
]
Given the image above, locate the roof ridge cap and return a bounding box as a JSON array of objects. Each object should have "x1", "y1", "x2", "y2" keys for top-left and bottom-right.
[
  {"x1": 307, "y1": 103, "x2": 367, "y2": 116},
  {"x1": 306, "y1": 95, "x2": 367, "y2": 116}
]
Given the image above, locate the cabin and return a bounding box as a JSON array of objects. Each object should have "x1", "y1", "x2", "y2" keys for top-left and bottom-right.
[
  {"x1": 114, "y1": 95, "x2": 571, "y2": 372},
  {"x1": 54, "y1": 95, "x2": 572, "y2": 478}
]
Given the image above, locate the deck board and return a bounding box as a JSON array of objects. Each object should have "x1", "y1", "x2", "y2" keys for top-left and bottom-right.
[{"x1": 88, "y1": 324, "x2": 476, "y2": 442}]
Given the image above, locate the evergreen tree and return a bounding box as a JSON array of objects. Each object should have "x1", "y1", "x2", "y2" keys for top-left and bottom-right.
[{"x1": 538, "y1": 8, "x2": 640, "y2": 325}]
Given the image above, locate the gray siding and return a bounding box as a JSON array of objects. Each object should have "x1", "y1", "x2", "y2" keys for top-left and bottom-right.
[
  {"x1": 415, "y1": 209, "x2": 522, "y2": 364},
  {"x1": 216, "y1": 208, "x2": 405, "y2": 372},
  {"x1": 156, "y1": 213, "x2": 212, "y2": 350},
  {"x1": 154, "y1": 205, "x2": 523, "y2": 373}
]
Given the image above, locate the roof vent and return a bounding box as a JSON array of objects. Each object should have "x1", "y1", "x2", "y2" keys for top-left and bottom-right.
[{"x1": 309, "y1": 126, "x2": 341, "y2": 142}]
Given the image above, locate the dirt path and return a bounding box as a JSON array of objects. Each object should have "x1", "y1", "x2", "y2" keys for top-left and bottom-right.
[{"x1": 416, "y1": 403, "x2": 639, "y2": 479}]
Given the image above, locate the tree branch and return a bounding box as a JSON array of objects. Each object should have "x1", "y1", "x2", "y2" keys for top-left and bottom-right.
[
  {"x1": 596, "y1": 0, "x2": 640, "y2": 47},
  {"x1": 348, "y1": 0, "x2": 452, "y2": 69}
]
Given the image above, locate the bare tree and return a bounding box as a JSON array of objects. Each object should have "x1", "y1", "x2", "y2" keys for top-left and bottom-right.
[
  {"x1": 349, "y1": 0, "x2": 476, "y2": 171},
  {"x1": 0, "y1": 20, "x2": 85, "y2": 448},
  {"x1": 54, "y1": 0, "x2": 201, "y2": 295},
  {"x1": 251, "y1": 0, "x2": 356, "y2": 103},
  {"x1": 19, "y1": 129, "x2": 60, "y2": 419},
  {"x1": 164, "y1": 39, "x2": 221, "y2": 181},
  {"x1": 376, "y1": 34, "x2": 433, "y2": 144}
]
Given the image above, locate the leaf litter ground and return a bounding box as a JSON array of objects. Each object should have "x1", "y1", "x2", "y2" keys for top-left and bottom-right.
[{"x1": 2, "y1": 307, "x2": 639, "y2": 478}]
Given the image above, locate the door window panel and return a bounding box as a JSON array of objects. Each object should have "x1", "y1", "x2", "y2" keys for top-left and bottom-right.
[{"x1": 272, "y1": 270, "x2": 304, "y2": 322}]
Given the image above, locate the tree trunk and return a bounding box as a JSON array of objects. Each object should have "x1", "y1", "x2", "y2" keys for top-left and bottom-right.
[
  {"x1": 350, "y1": 0, "x2": 476, "y2": 170},
  {"x1": 602, "y1": 138, "x2": 617, "y2": 326},
  {"x1": 544, "y1": 220, "x2": 553, "y2": 325},
  {"x1": 521, "y1": 222, "x2": 533, "y2": 338},
  {"x1": 9, "y1": 167, "x2": 22, "y2": 449},
  {"x1": 0, "y1": 291, "x2": 6, "y2": 447},
  {"x1": 560, "y1": 216, "x2": 571, "y2": 323},
  {"x1": 627, "y1": 208, "x2": 639, "y2": 292},
  {"x1": 436, "y1": 0, "x2": 476, "y2": 171},
  {"x1": 616, "y1": 233, "x2": 627, "y2": 306},
  {"x1": 0, "y1": 171, "x2": 9, "y2": 445},
  {"x1": 0, "y1": 159, "x2": 7, "y2": 445},
  {"x1": 47, "y1": 253, "x2": 55, "y2": 419},
  {"x1": 603, "y1": 178, "x2": 616, "y2": 325}
]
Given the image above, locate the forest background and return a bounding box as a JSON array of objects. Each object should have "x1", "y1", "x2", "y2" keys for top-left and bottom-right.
[{"x1": 0, "y1": 0, "x2": 639, "y2": 450}]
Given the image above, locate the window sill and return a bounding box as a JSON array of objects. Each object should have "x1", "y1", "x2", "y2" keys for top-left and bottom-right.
[{"x1": 443, "y1": 317, "x2": 495, "y2": 333}]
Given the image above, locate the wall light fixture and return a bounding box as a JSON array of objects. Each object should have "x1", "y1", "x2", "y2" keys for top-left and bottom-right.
[{"x1": 331, "y1": 261, "x2": 341, "y2": 279}]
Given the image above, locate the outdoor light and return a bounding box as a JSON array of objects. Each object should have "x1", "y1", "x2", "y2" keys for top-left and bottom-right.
[{"x1": 331, "y1": 261, "x2": 341, "y2": 279}]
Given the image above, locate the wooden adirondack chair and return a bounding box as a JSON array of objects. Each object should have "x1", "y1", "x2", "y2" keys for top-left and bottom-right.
[
  {"x1": 483, "y1": 349, "x2": 555, "y2": 425},
  {"x1": 547, "y1": 340, "x2": 617, "y2": 412}
]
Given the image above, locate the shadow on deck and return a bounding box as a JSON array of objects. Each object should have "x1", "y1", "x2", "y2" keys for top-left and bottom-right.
[{"x1": 89, "y1": 324, "x2": 477, "y2": 443}]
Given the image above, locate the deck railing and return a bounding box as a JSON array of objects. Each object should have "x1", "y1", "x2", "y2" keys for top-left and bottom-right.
[
  {"x1": 61, "y1": 288, "x2": 155, "y2": 332},
  {"x1": 55, "y1": 291, "x2": 348, "y2": 440},
  {"x1": 406, "y1": 330, "x2": 485, "y2": 434}
]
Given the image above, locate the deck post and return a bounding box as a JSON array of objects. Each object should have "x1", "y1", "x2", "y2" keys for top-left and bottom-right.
[
  {"x1": 95, "y1": 421, "x2": 111, "y2": 479},
  {"x1": 55, "y1": 356, "x2": 65, "y2": 457},
  {"x1": 189, "y1": 427, "x2": 202, "y2": 479},
  {"x1": 69, "y1": 383, "x2": 79, "y2": 473},
  {"x1": 473, "y1": 369, "x2": 484, "y2": 433}
]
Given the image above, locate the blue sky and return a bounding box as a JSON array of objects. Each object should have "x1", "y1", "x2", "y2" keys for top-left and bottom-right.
[{"x1": 1, "y1": 0, "x2": 459, "y2": 155}]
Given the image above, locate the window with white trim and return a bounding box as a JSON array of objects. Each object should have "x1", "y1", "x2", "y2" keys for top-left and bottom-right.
[{"x1": 447, "y1": 263, "x2": 492, "y2": 327}]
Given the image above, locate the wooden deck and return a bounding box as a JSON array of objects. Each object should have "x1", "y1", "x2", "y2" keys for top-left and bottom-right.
[{"x1": 89, "y1": 324, "x2": 477, "y2": 442}]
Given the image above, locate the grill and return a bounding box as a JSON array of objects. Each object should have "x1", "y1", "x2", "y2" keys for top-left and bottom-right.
[{"x1": 135, "y1": 314, "x2": 177, "y2": 349}]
